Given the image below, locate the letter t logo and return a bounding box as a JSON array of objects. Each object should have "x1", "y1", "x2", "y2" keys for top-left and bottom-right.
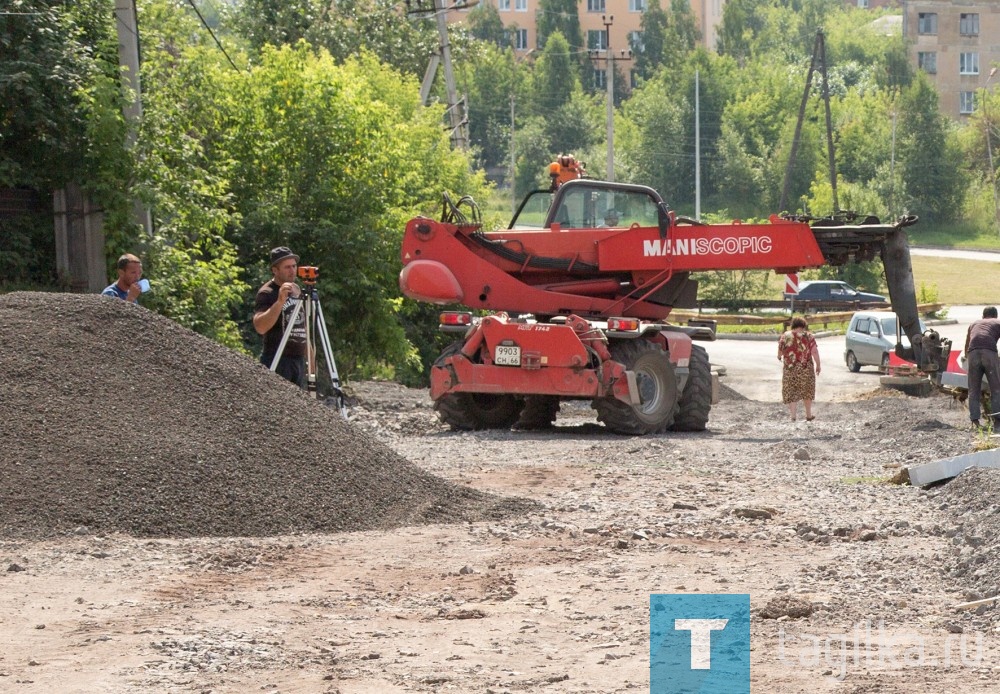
[{"x1": 674, "y1": 619, "x2": 729, "y2": 669}]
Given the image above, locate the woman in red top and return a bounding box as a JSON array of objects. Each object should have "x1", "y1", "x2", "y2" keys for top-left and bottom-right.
[{"x1": 777, "y1": 316, "x2": 822, "y2": 421}]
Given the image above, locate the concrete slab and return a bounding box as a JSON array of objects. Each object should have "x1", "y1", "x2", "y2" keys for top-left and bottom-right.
[{"x1": 908, "y1": 447, "x2": 1000, "y2": 486}]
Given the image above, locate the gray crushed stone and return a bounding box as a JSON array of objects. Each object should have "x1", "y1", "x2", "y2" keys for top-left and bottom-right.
[
  {"x1": 0, "y1": 292, "x2": 536, "y2": 539},
  {"x1": 936, "y1": 467, "x2": 1000, "y2": 601}
]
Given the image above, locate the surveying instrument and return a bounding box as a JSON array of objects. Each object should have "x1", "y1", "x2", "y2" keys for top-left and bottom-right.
[{"x1": 269, "y1": 265, "x2": 348, "y2": 419}]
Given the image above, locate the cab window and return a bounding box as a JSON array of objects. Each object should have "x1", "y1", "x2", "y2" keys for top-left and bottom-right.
[{"x1": 553, "y1": 185, "x2": 659, "y2": 229}]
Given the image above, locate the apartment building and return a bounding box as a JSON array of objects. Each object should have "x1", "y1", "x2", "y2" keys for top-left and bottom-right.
[
  {"x1": 456, "y1": 0, "x2": 725, "y2": 85},
  {"x1": 903, "y1": 1, "x2": 1000, "y2": 117}
]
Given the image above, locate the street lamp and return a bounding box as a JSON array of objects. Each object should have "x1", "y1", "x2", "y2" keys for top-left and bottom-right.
[
  {"x1": 510, "y1": 48, "x2": 535, "y2": 213},
  {"x1": 985, "y1": 67, "x2": 999, "y2": 235},
  {"x1": 603, "y1": 15, "x2": 614, "y2": 182}
]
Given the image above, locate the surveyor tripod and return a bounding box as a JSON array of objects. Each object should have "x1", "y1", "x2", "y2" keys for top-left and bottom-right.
[{"x1": 270, "y1": 277, "x2": 347, "y2": 419}]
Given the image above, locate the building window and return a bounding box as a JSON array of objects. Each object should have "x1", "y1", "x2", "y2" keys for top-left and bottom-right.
[
  {"x1": 917, "y1": 12, "x2": 937, "y2": 35},
  {"x1": 588, "y1": 29, "x2": 607, "y2": 51},
  {"x1": 917, "y1": 52, "x2": 936, "y2": 74},
  {"x1": 515, "y1": 0, "x2": 526, "y2": 11},
  {"x1": 960, "y1": 91, "x2": 976, "y2": 115},
  {"x1": 514, "y1": 28, "x2": 528, "y2": 50},
  {"x1": 629, "y1": 0, "x2": 645, "y2": 11},
  {"x1": 856, "y1": 0, "x2": 868, "y2": 7},
  {"x1": 960, "y1": 52, "x2": 979, "y2": 76},
  {"x1": 960, "y1": 13, "x2": 979, "y2": 36},
  {"x1": 498, "y1": 0, "x2": 510, "y2": 10},
  {"x1": 587, "y1": 0, "x2": 605, "y2": 11},
  {"x1": 594, "y1": 68, "x2": 607, "y2": 90},
  {"x1": 628, "y1": 30, "x2": 644, "y2": 53}
]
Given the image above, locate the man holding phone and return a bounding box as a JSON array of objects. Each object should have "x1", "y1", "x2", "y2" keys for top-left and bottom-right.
[{"x1": 102, "y1": 253, "x2": 148, "y2": 303}]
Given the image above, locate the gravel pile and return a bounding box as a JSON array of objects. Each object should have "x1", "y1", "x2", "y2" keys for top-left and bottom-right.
[
  {"x1": 0, "y1": 292, "x2": 535, "y2": 539},
  {"x1": 937, "y1": 467, "x2": 1000, "y2": 600}
]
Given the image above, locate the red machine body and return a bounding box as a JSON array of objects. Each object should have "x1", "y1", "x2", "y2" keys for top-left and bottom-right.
[{"x1": 400, "y1": 177, "x2": 940, "y2": 435}]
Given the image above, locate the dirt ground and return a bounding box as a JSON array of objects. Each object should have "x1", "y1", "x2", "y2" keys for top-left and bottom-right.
[{"x1": 4, "y1": 367, "x2": 1000, "y2": 692}]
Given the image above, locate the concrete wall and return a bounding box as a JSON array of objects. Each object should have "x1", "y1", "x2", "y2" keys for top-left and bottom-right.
[{"x1": 904, "y1": 0, "x2": 1000, "y2": 119}]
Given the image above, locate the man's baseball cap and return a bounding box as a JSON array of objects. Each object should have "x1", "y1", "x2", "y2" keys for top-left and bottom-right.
[{"x1": 269, "y1": 246, "x2": 299, "y2": 266}]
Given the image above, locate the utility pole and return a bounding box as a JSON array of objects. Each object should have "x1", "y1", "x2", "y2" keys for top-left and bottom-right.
[
  {"x1": 603, "y1": 15, "x2": 614, "y2": 182},
  {"x1": 409, "y1": 0, "x2": 468, "y2": 149},
  {"x1": 780, "y1": 30, "x2": 836, "y2": 214},
  {"x1": 695, "y1": 69, "x2": 701, "y2": 220},
  {"x1": 114, "y1": 0, "x2": 152, "y2": 235},
  {"x1": 590, "y1": 16, "x2": 631, "y2": 182}
]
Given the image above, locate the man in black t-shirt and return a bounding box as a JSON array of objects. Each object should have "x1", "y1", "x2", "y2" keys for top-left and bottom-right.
[
  {"x1": 964, "y1": 306, "x2": 1000, "y2": 428},
  {"x1": 254, "y1": 246, "x2": 308, "y2": 387}
]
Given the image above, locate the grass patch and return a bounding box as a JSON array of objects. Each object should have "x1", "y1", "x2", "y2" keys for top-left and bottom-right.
[
  {"x1": 911, "y1": 256, "x2": 1000, "y2": 305},
  {"x1": 909, "y1": 222, "x2": 1000, "y2": 249},
  {"x1": 715, "y1": 324, "x2": 783, "y2": 334},
  {"x1": 759, "y1": 253, "x2": 1000, "y2": 306},
  {"x1": 713, "y1": 319, "x2": 850, "y2": 334},
  {"x1": 972, "y1": 421, "x2": 999, "y2": 452}
]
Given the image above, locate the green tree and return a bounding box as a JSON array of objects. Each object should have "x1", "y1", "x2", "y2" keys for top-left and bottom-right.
[
  {"x1": 134, "y1": 0, "x2": 249, "y2": 346},
  {"x1": 617, "y1": 70, "x2": 689, "y2": 203},
  {"x1": 457, "y1": 43, "x2": 517, "y2": 172},
  {"x1": 662, "y1": 0, "x2": 699, "y2": 72},
  {"x1": 467, "y1": 1, "x2": 507, "y2": 48},
  {"x1": 536, "y1": 0, "x2": 583, "y2": 52},
  {"x1": 832, "y1": 90, "x2": 893, "y2": 188},
  {"x1": 895, "y1": 73, "x2": 965, "y2": 223},
  {"x1": 672, "y1": 49, "x2": 740, "y2": 209},
  {"x1": 0, "y1": 0, "x2": 132, "y2": 285},
  {"x1": 714, "y1": 62, "x2": 801, "y2": 214},
  {"x1": 693, "y1": 270, "x2": 771, "y2": 312},
  {"x1": 634, "y1": 0, "x2": 667, "y2": 81},
  {"x1": 716, "y1": 0, "x2": 766, "y2": 60},
  {"x1": 221, "y1": 44, "x2": 488, "y2": 374},
  {"x1": 532, "y1": 32, "x2": 578, "y2": 115},
  {"x1": 1, "y1": 0, "x2": 92, "y2": 188},
  {"x1": 229, "y1": 0, "x2": 437, "y2": 78},
  {"x1": 228, "y1": 0, "x2": 322, "y2": 53}
]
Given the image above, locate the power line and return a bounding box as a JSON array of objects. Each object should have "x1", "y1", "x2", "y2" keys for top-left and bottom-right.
[{"x1": 183, "y1": 0, "x2": 242, "y2": 73}]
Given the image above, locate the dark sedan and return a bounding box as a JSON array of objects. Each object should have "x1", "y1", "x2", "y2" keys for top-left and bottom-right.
[{"x1": 784, "y1": 280, "x2": 886, "y2": 304}]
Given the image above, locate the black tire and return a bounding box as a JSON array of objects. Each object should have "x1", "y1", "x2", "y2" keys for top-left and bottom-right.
[
  {"x1": 432, "y1": 341, "x2": 524, "y2": 430},
  {"x1": 435, "y1": 392, "x2": 524, "y2": 430},
  {"x1": 671, "y1": 344, "x2": 712, "y2": 432},
  {"x1": 593, "y1": 340, "x2": 679, "y2": 435},
  {"x1": 513, "y1": 396, "x2": 561, "y2": 430},
  {"x1": 846, "y1": 351, "x2": 861, "y2": 373}
]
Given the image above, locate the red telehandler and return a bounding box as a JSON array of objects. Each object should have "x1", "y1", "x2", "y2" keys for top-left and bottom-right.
[{"x1": 399, "y1": 159, "x2": 951, "y2": 435}]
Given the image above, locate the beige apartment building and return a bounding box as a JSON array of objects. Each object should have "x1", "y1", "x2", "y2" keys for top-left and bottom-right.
[
  {"x1": 903, "y1": 1, "x2": 1000, "y2": 118},
  {"x1": 456, "y1": 0, "x2": 725, "y2": 85}
]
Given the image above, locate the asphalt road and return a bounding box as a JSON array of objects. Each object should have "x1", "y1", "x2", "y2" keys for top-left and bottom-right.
[
  {"x1": 706, "y1": 305, "x2": 983, "y2": 404},
  {"x1": 910, "y1": 247, "x2": 1000, "y2": 263}
]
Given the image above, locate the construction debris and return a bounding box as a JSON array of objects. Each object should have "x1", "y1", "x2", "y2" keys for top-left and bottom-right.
[{"x1": 907, "y1": 447, "x2": 1000, "y2": 487}]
